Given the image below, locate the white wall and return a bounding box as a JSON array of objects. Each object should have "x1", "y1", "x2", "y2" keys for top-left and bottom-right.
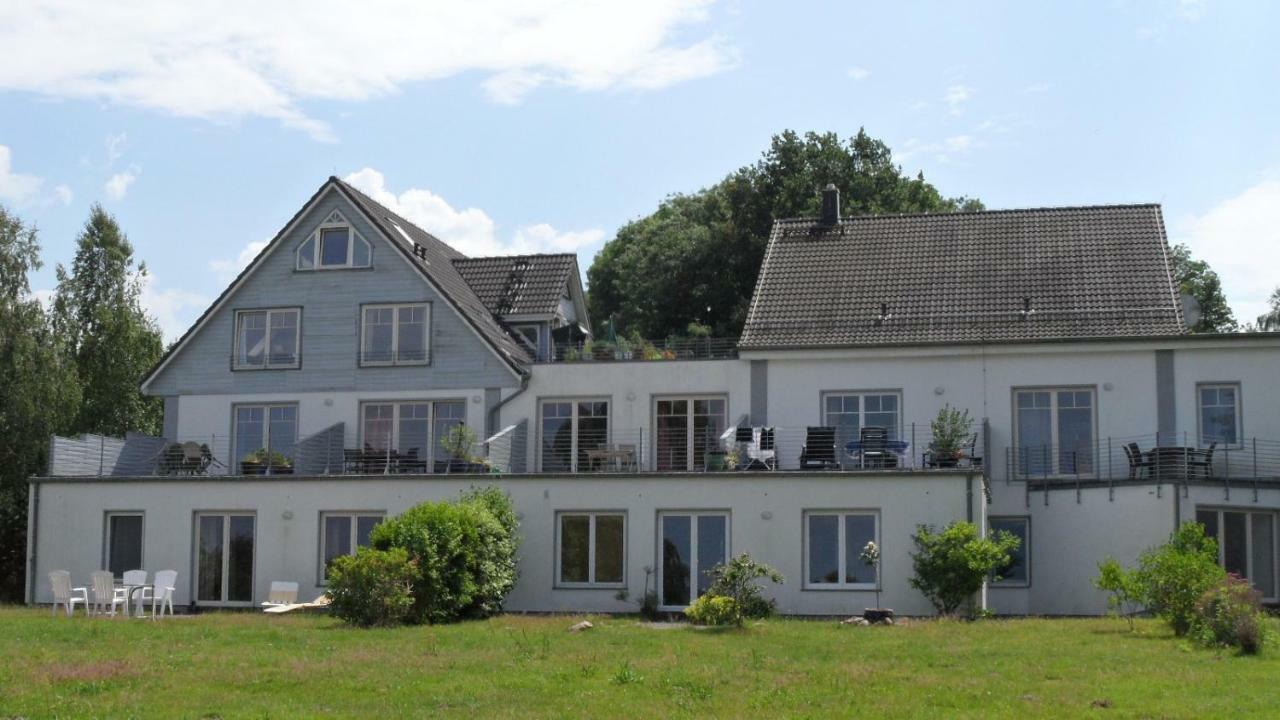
[{"x1": 30, "y1": 472, "x2": 973, "y2": 616}]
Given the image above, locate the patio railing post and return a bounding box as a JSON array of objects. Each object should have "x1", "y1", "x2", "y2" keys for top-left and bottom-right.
[
  {"x1": 1224, "y1": 444, "x2": 1230, "y2": 500},
  {"x1": 1107, "y1": 436, "x2": 1114, "y2": 501},
  {"x1": 911, "y1": 422, "x2": 916, "y2": 470}
]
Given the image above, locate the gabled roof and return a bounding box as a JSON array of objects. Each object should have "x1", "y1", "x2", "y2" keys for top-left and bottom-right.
[
  {"x1": 740, "y1": 204, "x2": 1185, "y2": 349},
  {"x1": 452, "y1": 254, "x2": 578, "y2": 317}
]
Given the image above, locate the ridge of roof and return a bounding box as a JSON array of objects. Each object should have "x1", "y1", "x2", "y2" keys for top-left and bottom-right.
[{"x1": 770, "y1": 202, "x2": 1162, "y2": 226}]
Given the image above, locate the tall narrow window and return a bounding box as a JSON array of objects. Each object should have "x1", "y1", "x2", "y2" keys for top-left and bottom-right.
[
  {"x1": 557, "y1": 512, "x2": 625, "y2": 586},
  {"x1": 540, "y1": 399, "x2": 609, "y2": 472},
  {"x1": 195, "y1": 513, "x2": 255, "y2": 605},
  {"x1": 361, "y1": 304, "x2": 429, "y2": 365},
  {"x1": 989, "y1": 517, "x2": 1030, "y2": 586},
  {"x1": 1197, "y1": 509, "x2": 1276, "y2": 601},
  {"x1": 659, "y1": 512, "x2": 729, "y2": 609},
  {"x1": 1198, "y1": 383, "x2": 1241, "y2": 446},
  {"x1": 235, "y1": 308, "x2": 300, "y2": 369},
  {"x1": 655, "y1": 396, "x2": 727, "y2": 471},
  {"x1": 233, "y1": 404, "x2": 297, "y2": 474},
  {"x1": 105, "y1": 512, "x2": 144, "y2": 576},
  {"x1": 804, "y1": 511, "x2": 879, "y2": 588},
  {"x1": 1014, "y1": 388, "x2": 1095, "y2": 476}
]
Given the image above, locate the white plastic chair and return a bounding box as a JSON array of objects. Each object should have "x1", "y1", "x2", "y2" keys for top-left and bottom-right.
[
  {"x1": 90, "y1": 571, "x2": 127, "y2": 617},
  {"x1": 123, "y1": 570, "x2": 149, "y2": 615},
  {"x1": 151, "y1": 570, "x2": 178, "y2": 618},
  {"x1": 49, "y1": 571, "x2": 89, "y2": 617},
  {"x1": 262, "y1": 581, "x2": 299, "y2": 607}
]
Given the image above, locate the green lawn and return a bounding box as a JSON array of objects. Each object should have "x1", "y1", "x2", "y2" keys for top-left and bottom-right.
[{"x1": 0, "y1": 607, "x2": 1276, "y2": 719}]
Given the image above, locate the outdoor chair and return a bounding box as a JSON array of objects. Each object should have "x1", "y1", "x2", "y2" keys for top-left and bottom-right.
[
  {"x1": 398, "y1": 448, "x2": 428, "y2": 473},
  {"x1": 122, "y1": 569, "x2": 148, "y2": 614},
  {"x1": 858, "y1": 426, "x2": 893, "y2": 469},
  {"x1": 1189, "y1": 441, "x2": 1217, "y2": 478},
  {"x1": 342, "y1": 449, "x2": 363, "y2": 474},
  {"x1": 49, "y1": 571, "x2": 88, "y2": 617},
  {"x1": 158, "y1": 443, "x2": 186, "y2": 475},
  {"x1": 263, "y1": 581, "x2": 299, "y2": 607},
  {"x1": 151, "y1": 570, "x2": 178, "y2": 618},
  {"x1": 1124, "y1": 442, "x2": 1153, "y2": 480},
  {"x1": 89, "y1": 571, "x2": 127, "y2": 617},
  {"x1": 745, "y1": 427, "x2": 777, "y2": 470},
  {"x1": 799, "y1": 426, "x2": 839, "y2": 470}
]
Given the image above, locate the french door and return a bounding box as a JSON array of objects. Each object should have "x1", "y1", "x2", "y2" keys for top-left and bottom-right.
[
  {"x1": 658, "y1": 512, "x2": 729, "y2": 609},
  {"x1": 1197, "y1": 508, "x2": 1277, "y2": 602},
  {"x1": 196, "y1": 513, "x2": 256, "y2": 605},
  {"x1": 655, "y1": 397, "x2": 728, "y2": 471}
]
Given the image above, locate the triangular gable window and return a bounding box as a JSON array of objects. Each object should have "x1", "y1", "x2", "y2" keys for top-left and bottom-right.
[{"x1": 297, "y1": 210, "x2": 371, "y2": 270}]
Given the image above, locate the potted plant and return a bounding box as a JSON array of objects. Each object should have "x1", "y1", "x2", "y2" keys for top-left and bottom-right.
[
  {"x1": 928, "y1": 405, "x2": 975, "y2": 468},
  {"x1": 859, "y1": 541, "x2": 892, "y2": 623},
  {"x1": 240, "y1": 448, "x2": 293, "y2": 475},
  {"x1": 439, "y1": 424, "x2": 487, "y2": 473},
  {"x1": 591, "y1": 339, "x2": 616, "y2": 361}
]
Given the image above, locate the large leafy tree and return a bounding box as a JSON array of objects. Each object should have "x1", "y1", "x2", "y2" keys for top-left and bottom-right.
[
  {"x1": 53, "y1": 204, "x2": 164, "y2": 436},
  {"x1": 587, "y1": 130, "x2": 982, "y2": 338},
  {"x1": 1168, "y1": 243, "x2": 1237, "y2": 333},
  {"x1": 1256, "y1": 287, "x2": 1280, "y2": 332},
  {"x1": 0, "y1": 208, "x2": 80, "y2": 601}
]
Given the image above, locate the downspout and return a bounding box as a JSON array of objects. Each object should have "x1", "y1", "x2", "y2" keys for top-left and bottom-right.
[
  {"x1": 487, "y1": 372, "x2": 531, "y2": 438},
  {"x1": 26, "y1": 478, "x2": 39, "y2": 605}
]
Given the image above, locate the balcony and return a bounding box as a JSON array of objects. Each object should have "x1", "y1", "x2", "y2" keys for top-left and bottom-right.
[{"x1": 539, "y1": 337, "x2": 738, "y2": 363}]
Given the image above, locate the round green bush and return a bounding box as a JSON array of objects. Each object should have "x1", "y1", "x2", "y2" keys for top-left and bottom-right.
[
  {"x1": 1193, "y1": 573, "x2": 1267, "y2": 654},
  {"x1": 327, "y1": 546, "x2": 416, "y2": 627},
  {"x1": 685, "y1": 594, "x2": 740, "y2": 626}
]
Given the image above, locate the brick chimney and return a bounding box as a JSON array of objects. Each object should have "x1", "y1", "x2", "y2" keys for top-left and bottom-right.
[{"x1": 820, "y1": 184, "x2": 840, "y2": 225}]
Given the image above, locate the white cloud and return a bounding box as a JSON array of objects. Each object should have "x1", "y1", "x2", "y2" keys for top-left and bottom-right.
[
  {"x1": 54, "y1": 184, "x2": 73, "y2": 205},
  {"x1": 0, "y1": 1, "x2": 734, "y2": 141},
  {"x1": 209, "y1": 239, "x2": 269, "y2": 283},
  {"x1": 897, "y1": 134, "x2": 979, "y2": 166},
  {"x1": 104, "y1": 167, "x2": 139, "y2": 200},
  {"x1": 343, "y1": 168, "x2": 604, "y2": 257},
  {"x1": 944, "y1": 84, "x2": 973, "y2": 115},
  {"x1": 139, "y1": 273, "x2": 208, "y2": 343},
  {"x1": 1171, "y1": 177, "x2": 1280, "y2": 324},
  {"x1": 106, "y1": 132, "x2": 127, "y2": 165},
  {"x1": 0, "y1": 144, "x2": 44, "y2": 204},
  {"x1": 846, "y1": 66, "x2": 870, "y2": 81}
]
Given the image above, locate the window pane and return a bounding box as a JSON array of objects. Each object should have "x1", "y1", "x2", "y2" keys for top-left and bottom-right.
[
  {"x1": 362, "y1": 404, "x2": 394, "y2": 451},
  {"x1": 432, "y1": 402, "x2": 467, "y2": 465},
  {"x1": 356, "y1": 516, "x2": 380, "y2": 547},
  {"x1": 595, "y1": 515, "x2": 625, "y2": 584},
  {"x1": 1196, "y1": 510, "x2": 1218, "y2": 540},
  {"x1": 1224, "y1": 511, "x2": 1248, "y2": 577},
  {"x1": 297, "y1": 236, "x2": 315, "y2": 269},
  {"x1": 397, "y1": 306, "x2": 426, "y2": 362},
  {"x1": 324, "y1": 515, "x2": 352, "y2": 575},
  {"x1": 398, "y1": 404, "x2": 431, "y2": 459},
  {"x1": 268, "y1": 311, "x2": 298, "y2": 364},
  {"x1": 656, "y1": 406, "x2": 688, "y2": 472},
  {"x1": 1016, "y1": 392, "x2": 1053, "y2": 475},
  {"x1": 363, "y1": 308, "x2": 394, "y2": 362},
  {"x1": 1200, "y1": 386, "x2": 1238, "y2": 445},
  {"x1": 234, "y1": 406, "x2": 264, "y2": 466},
  {"x1": 559, "y1": 515, "x2": 590, "y2": 583},
  {"x1": 108, "y1": 515, "x2": 143, "y2": 576},
  {"x1": 844, "y1": 514, "x2": 877, "y2": 584},
  {"x1": 696, "y1": 515, "x2": 727, "y2": 597},
  {"x1": 692, "y1": 400, "x2": 727, "y2": 470},
  {"x1": 320, "y1": 227, "x2": 349, "y2": 266},
  {"x1": 238, "y1": 311, "x2": 267, "y2": 366},
  {"x1": 991, "y1": 518, "x2": 1028, "y2": 584},
  {"x1": 352, "y1": 235, "x2": 370, "y2": 266},
  {"x1": 1251, "y1": 514, "x2": 1275, "y2": 598},
  {"x1": 662, "y1": 515, "x2": 691, "y2": 606},
  {"x1": 577, "y1": 401, "x2": 609, "y2": 471},
  {"x1": 1058, "y1": 392, "x2": 1093, "y2": 474},
  {"x1": 268, "y1": 406, "x2": 297, "y2": 462},
  {"x1": 228, "y1": 515, "x2": 255, "y2": 602},
  {"x1": 197, "y1": 516, "x2": 224, "y2": 602},
  {"x1": 541, "y1": 402, "x2": 573, "y2": 472},
  {"x1": 808, "y1": 515, "x2": 839, "y2": 584}
]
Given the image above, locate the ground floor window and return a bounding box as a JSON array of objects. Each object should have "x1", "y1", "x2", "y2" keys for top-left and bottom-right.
[
  {"x1": 658, "y1": 511, "x2": 729, "y2": 609},
  {"x1": 1197, "y1": 508, "x2": 1276, "y2": 601},
  {"x1": 655, "y1": 396, "x2": 728, "y2": 471},
  {"x1": 557, "y1": 512, "x2": 625, "y2": 586},
  {"x1": 804, "y1": 511, "x2": 879, "y2": 588},
  {"x1": 196, "y1": 513, "x2": 256, "y2": 604},
  {"x1": 319, "y1": 512, "x2": 385, "y2": 582},
  {"x1": 989, "y1": 517, "x2": 1030, "y2": 586},
  {"x1": 105, "y1": 512, "x2": 143, "y2": 576}
]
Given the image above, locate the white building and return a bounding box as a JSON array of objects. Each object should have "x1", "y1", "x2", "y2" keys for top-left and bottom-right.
[{"x1": 26, "y1": 180, "x2": 1280, "y2": 616}]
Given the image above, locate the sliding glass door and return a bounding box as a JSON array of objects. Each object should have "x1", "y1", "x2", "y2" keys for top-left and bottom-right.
[
  {"x1": 655, "y1": 397, "x2": 727, "y2": 471},
  {"x1": 1197, "y1": 508, "x2": 1277, "y2": 602},
  {"x1": 196, "y1": 513, "x2": 256, "y2": 605},
  {"x1": 658, "y1": 512, "x2": 729, "y2": 609}
]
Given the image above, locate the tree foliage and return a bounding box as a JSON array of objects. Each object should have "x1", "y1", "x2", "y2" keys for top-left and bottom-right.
[
  {"x1": 0, "y1": 208, "x2": 81, "y2": 601},
  {"x1": 1168, "y1": 243, "x2": 1237, "y2": 333},
  {"x1": 53, "y1": 204, "x2": 164, "y2": 436},
  {"x1": 1256, "y1": 287, "x2": 1280, "y2": 332},
  {"x1": 586, "y1": 130, "x2": 981, "y2": 339},
  {"x1": 909, "y1": 521, "x2": 1020, "y2": 616},
  {"x1": 1134, "y1": 522, "x2": 1225, "y2": 636}
]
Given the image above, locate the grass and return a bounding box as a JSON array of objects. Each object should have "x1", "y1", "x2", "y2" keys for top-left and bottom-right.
[{"x1": 0, "y1": 607, "x2": 1277, "y2": 719}]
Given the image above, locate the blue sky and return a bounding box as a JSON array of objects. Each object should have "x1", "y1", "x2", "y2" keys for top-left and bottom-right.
[{"x1": 1, "y1": 0, "x2": 1277, "y2": 339}]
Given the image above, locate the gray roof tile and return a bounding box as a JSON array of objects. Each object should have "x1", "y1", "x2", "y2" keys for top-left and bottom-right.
[{"x1": 452, "y1": 254, "x2": 577, "y2": 317}]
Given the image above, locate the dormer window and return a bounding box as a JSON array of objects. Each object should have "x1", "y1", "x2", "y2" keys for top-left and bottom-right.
[{"x1": 297, "y1": 210, "x2": 371, "y2": 270}]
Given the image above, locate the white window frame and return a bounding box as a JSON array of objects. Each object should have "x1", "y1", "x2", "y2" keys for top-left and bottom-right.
[
  {"x1": 357, "y1": 400, "x2": 466, "y2": 468},
  {"x1": 296, "y1": 211, "x2": 371, "y2": 270},
  {"x1": 1196, "y1": 507, "x2": 1278, "y2": 602},
  {"x1": 231, "y1": 403, "x2": 299, "y2": 470},
  {"x1": 193, "y1": 512, "x2": 257, "y2": 607},
  {"x1": 803, "y1": 510, "x2": 880, "y2": 590},
  {"x1": 317, "y1": 511, "x2": 386, "y2": 585},
  {"x1": 988, "y1": 516, "x2": 1031, "y2": 588},
  {"x1": 360, "y1": 303, "x2": 431, "y2": 366},
  {"x1": 233, "y1": 308, "x2": 301, "y2": 370},
  {"x1": 103, "y1": 511, "x2": 145, "y2": 575},
  {"x1": 656, "y1": 510, "x2": 731, "y2": 611},
  {"x1": 1196, "y1": 382, "x2": 1243, "y2": 449},
  {"x1": 538, "y1": 398, "x2": 611, "y2": 472},
  {"x1": 653, "y1": 395, "x2": 729, "y2": 472},
  {"x1": 555, "y1": 511, "x2": 627, "y2": 588},
  {"x1": 820, "y1": 390, "x2": 903, "y2": 436},
  {"x1": 1012, "y1": 386, "x2": 1098, "y2": 478}
]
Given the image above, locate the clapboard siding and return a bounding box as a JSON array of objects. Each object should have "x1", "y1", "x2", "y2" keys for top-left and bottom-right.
[{"x1": 146, "y1": 190, "x2": 520, "y2": 396}]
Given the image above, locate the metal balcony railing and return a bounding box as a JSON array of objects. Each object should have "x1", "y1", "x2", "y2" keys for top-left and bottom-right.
[
  {"x1": 1004, "y1": 432, "x2": 1280, "y2": 485},
  {"x1": 543, "y1": 337, "x2": 738, "y2": 363}
]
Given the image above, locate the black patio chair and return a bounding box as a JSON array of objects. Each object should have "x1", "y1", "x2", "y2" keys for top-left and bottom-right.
[
  {"x1": 1189, "y1": 441, "x2": 1217, "y2": 479},
  {"x1": 799, "y1": 426, "x2": 839, "y2": 470},
  {"x1": 858, "y1": 426, "x2": 892, "y2": 469},
  {"x1": 1124, "y1": 442, "x2": 1153, "y2": 480},
  {"x1": 398, "y1": 447, "x2": 428, "y2": 474}
]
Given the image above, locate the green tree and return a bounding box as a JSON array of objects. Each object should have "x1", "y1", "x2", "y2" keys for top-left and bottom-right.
[
  {"x1": 1168, "y1": 243, "x2": 1237, "y2": 333},
  {"x1": 587, "y1": 129, "x2": 981, "y2": 338},
  {"x1": 1256, "y1": 287, "x2": 1280, "y2": 332},
  {"x1": 1134, "y1": 522, "x2": 1224, "y2": 636},
  {"x1": 0, "y1": 207, "x2": 80, "y2": 600},
  {"x1": 909, "y1": 521, "x2": 1020, "y2": 616},
  {"x1": 53, "y1": 204, "x2": 163, "y2": 436}
]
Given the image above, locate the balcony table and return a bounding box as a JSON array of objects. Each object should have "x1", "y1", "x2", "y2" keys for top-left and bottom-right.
[
  {"x1": 844, "y1": 439, "x2": 909, "y2": 469},
  {"x1": 586, "y1": 446, "x2": 637, "y2": 472},
  {"x1": 116, "y1": 582, "x2": 154, "y2": 617},
  {"x1": 1145, "y1": 446, "x2": 1212, "y2": 481}
]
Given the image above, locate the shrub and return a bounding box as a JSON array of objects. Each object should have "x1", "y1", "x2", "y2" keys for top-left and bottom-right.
[
  {"x1": 1094, "y1": 557, "x2": 1143, "y2": 630},
  {"x1": 1192, "y1": 574, "x2": 1267, "y2": 654},
  {"x1": 369, "y1": 487, "x2": 520, "y2": 624},
  {"x1": 1134, "y1": 522, "x2": 1225, "y2": 636},
  {"x1": 327, "y1": 547, "x2": 416, "y2": 627},
  {"x1": 705, "y1": 553, "x2": 784, "y2": 621},
  {"x1": 684, "y1": 595, "x2": 740, "y2": 626},
  {"x1": 909, "y1": 521, "x2": 1020, "y2": 616}
]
